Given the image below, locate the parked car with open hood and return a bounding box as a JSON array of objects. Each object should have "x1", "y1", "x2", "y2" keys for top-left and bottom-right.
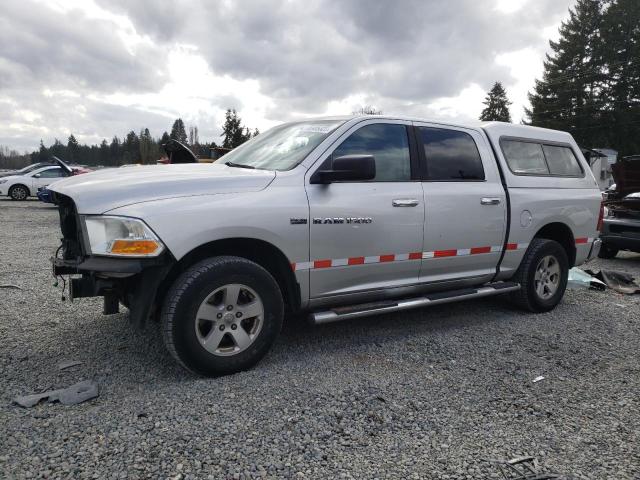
[
  {"x1": 49, "y1": 116, "x2": 602, "y2": 376},
  {"x1": 0, "y1": 157, "x2": 91, "y2": 200},
  {"x1": 157, "y1": 139, "x2": 199, "y2": 164},
  {"x1": 599, "y1": 156, "x2": 640, "y2": 258}
]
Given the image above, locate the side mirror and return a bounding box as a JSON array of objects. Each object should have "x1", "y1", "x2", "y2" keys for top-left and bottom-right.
[
  {"x1": 33, "y1": 173, "x2": 41, "y2": 178},
  {"x1": 310, "y1": 154, "x2": 376, "y2": 184}
]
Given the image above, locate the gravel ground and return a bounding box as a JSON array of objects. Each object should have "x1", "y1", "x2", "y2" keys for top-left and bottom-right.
[{"x1": 1, "y1": 198, "x2": 639, "y2": 479}]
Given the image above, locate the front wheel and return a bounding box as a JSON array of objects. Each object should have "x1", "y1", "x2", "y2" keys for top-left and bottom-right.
[
  {"x1": 9, "y1": 185, "x2": 29, "y2": 201},
  {"x1": 161, "y1": 256, "x2": 283, "y2": 376},
  {"x1": 510, "y1": 238, "x2": 569, "y2": 313}
]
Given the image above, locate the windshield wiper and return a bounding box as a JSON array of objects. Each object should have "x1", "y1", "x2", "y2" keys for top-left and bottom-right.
[{"x1": 225, "y1": 161, "x2": 255, "y2": 169}]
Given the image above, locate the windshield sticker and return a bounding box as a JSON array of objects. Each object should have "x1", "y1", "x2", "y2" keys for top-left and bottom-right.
[{"x1": 298, "y1": 125, "x2": 333, "y2": 134}]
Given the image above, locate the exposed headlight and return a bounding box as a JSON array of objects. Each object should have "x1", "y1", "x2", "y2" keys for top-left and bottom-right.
[
  {"x1": 603, "y1": 206, "x2": 610, "y2": 217},
  {"x1": 0, "y1": 179, "x2": 7, "y2": 184},
  {"x1": 83, "y1": 216, "x2": 165, "y2": 257}
]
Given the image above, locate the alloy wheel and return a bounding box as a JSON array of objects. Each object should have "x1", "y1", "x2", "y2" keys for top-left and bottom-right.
[
  {"x1": 11, "y1": 186, "x2": 28, "y2": 200},
  {"x1": 194, "y1": 283, "x2": 264, "y2": 356},
  {"x1": 534, "y1": 255, "x2": 561, "y2": 300}
]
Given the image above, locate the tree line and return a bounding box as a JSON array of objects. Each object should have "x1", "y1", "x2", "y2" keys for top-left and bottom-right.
[
  {"x1": 481, "y1": 0, "x2": 639, "y2": 158},
  {"x1": 3, "y1": 0, "x2": 639, "y2": 172},
  {"x1": 527, "y1": 0, "x2": 639, "y2": 157},
  {"x1": 0, "y1": 109, "x2": 257, "y2": 169}
]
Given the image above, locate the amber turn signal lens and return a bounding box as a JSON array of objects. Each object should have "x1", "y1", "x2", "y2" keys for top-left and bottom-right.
[{"x1": 109, "y1": 239, "x2": 160, "y2": 255}]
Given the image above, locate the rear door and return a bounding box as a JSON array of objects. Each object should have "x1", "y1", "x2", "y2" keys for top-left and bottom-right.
[
  {"x1": 414, "y1": 123, "x2": 506, "y2": 284},
  {"x1": 305, "y1": 119, "x2": 425, "y2": 298}
]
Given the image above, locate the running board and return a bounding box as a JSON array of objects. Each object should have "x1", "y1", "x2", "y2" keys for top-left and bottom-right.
[{"x1": 310, "y1": 282, "x2": 520, "y2": 325}]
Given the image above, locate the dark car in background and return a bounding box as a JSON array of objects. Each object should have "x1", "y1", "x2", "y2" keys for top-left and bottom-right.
[{"x1": 600, "y1": 156, "x2": 640, "y2": 258}]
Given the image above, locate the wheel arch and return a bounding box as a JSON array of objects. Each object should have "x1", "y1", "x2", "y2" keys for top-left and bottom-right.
[
  {"x1": 157, "y1": 237, "x2": 301, "y2": 314},
  {"x1": 9, "y1": 183, "x2": 31, "y2": 197},
  {"x1": 533, "y1": 222, "x2": 576, "y2": 266}
]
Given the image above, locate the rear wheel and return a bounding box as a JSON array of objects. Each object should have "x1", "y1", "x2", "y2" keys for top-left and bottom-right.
[
  {"x1": 161, "y1": 256, "x2": 284, "y2": 376},
  {"x1": 598, "y1": 243, "x2": 619, "y2": 259},
  {"x1": 9, "y1": 185, "x2": 29, "y2": 201},
  {"x1": 510, "y1": 238, "x2": 569, "y2": 312}
]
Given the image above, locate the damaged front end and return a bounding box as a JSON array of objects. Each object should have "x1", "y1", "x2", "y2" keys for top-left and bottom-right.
[{"x1": 51, "y1": 193, "x2": 174, "y2": 326}]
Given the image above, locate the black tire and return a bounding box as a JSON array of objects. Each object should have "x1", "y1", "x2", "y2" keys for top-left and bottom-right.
[
  {"x1": 597, "y1": 243, "x2": 619, "y2": 259},
  {"x1": 9, "y1": 184, "x2": 29, "y2": 201},
  {"x1": 510, "y1": 238, "x2": 569, "y2": 313},
  {"x1": 161, "y1": 256, "x2": 284, "y2": 376}
]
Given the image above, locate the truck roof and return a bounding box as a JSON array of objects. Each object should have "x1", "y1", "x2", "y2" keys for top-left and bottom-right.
[{"x1": 307, "y1": 115, "x2": 576, "y2": 145}]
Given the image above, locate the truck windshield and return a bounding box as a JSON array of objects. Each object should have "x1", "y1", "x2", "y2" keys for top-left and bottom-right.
[{"x1": 221, "y1": 120, "x2": 344, "y2": 171}]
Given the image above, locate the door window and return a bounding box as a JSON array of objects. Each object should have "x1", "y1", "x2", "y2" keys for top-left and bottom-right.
[
  {"x1": 331, "y1": 124, "x2": 411, "y2": 181},
  {"x1": 418, "y1": 127, "x2": 485, "y2": 180},
  {"x1": 37, "y1": 167, "x2": 66, "y2": 178}
]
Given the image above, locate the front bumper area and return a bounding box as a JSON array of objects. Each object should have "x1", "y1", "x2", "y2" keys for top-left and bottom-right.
[
  {"x1": 600, "y1": 217, "x2": 640, "y2": 252},
  {"x1": 52, "y1": 255, "x2": 174, "y2": 326}
]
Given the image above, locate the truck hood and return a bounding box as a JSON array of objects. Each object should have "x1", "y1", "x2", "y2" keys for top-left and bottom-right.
[{"x1": 49, "y1": 163, "x2": 276, "y2": 213}]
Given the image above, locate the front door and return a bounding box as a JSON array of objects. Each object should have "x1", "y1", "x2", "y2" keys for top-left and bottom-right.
[
  {"x1": 415, "y1": 123, "x2": 506, "y2": 284},
  {"x1": 31, "y1": 167, "x2": 67, "y2": 190},
  {"x1": 305, "y1": 120, "x2": 425, "y2": 298}
]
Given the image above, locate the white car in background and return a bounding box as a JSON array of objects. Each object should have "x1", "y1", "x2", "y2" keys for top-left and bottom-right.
[
  {"x1": 0, "y1": 157, "x2": 90, "y2": 200},
  {"x1": 0, "y1": 165, "x2": 71, "y2": 200}
]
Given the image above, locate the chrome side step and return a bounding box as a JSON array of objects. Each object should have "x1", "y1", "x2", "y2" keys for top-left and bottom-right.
[{"x1": 310, "y1": 282, "x2": 520, "y2": 325}]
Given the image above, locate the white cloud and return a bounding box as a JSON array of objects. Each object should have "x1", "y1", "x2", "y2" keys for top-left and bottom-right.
[
  {"x1": 1, "y1": 0, "x2": 577, "y2": 151},
  {"x1": 494, "y1": 0, "x2": 530, "y2": 14},
  {"x1": 495, "y1": 48, "x2": 545, "y2": 122}
]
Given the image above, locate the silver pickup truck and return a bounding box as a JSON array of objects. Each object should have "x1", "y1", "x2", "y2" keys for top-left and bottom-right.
[{"x1": 50, "y1": 116, "x2": 603, "y2": 376}]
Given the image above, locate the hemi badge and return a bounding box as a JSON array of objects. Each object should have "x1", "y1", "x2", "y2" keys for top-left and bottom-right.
[{"x1": 290, "y1": 218, "x2": 308, "y2": 225}]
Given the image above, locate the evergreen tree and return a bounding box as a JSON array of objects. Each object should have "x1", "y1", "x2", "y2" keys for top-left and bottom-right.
[
  {"x1": 67, "y1": 134, "x2": 79, "y2": 162},
  {"x1": 139, "y1": 128, "x2": 154, "y2": 164},
  {"x1": 37, "y1": 140, "x2": 49, "y2": 162},
  {"x1": 99, "y1": 139, "x2": 110, "y2": 166},
  {"x1": 479, "y1": 82, "x2": 513, "y2": 122},
  {"x1": 160, "y1": 131, "x2": 171, "y2": 146},
  {"x1": 170, "y1": 118, "x2": 188, "y2": 143},
  {"x1": 598, "y1": 0, "x2": 640, "y2": 156},
  {"x1": 123, "y1": 130, "x2": 140, "y2": 164},
  {"x1": 526, "y1": 0, "x2": 607, "y2": 145},
  {"x1": 49, "y1": 139, "x2": 65, "y2": 159},
  {"x1": 221, "y1": 109, "x2": 252, "y2": 149},
  {"x1": 109, "y1": 136, "x2": 121, "y2": 166}
]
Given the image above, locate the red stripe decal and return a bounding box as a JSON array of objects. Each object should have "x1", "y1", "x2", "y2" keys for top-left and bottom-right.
[
  {"x1": 379, "y1": 254, "x2": 395, "y2": 262},
  {"x1": 348, "y1": 256, "x2": 365, "y2": 265},
  {"x1": 314, "y1": 259, "x2": 332, "y2": 269},
  {"x1": 409, "y1": 252, "x2": 423, "y2": 260},
  {"x1": 506, "y1": 243, "x2": 518, "y2": 250},
  {"x1": 470, "y1": 246, "x2": 491, "y2": 255},
  {"x1": 434, "y1": 249, "x2": 457, "y2": 258},
  {"x1": 575, "y1": 237, "x2": 588, "y2": 244}
]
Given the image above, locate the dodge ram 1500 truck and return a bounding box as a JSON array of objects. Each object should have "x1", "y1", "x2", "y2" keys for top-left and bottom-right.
[{"x1": 49, "y1": 116, "x2": 603, "y2": 376}]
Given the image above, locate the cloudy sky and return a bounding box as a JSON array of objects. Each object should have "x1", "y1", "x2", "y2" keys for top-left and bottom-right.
[{"x1": 1, "y1": 0, "x2": 575, "y2": 152}]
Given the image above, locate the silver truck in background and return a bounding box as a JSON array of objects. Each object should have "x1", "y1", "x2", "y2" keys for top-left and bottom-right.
[{"x1": 49, "y1": 115, "x2": 603, "y2": 376}]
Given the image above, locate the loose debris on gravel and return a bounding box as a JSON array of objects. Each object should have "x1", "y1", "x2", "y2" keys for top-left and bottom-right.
[
  {"x1": 1, "y1": 199, "x2": 640, "y2": 479},
  {"x1": 13, "y1": 380, "x2": 99, "y2": 408}
]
